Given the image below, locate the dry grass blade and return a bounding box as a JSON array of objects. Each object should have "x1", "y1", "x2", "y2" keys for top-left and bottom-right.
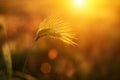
[
  {"x1": 2, "y1": 43, "x2": 12, "y2": 80},
  {"x1": 35, "y1": 15, "x2": 77, "y2": 45},
  {"x1": 0, "y1": 18, "x2": 12, "y2": 80}
]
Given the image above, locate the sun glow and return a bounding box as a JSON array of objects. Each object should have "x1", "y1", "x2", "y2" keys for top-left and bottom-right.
[{"x1": 74, "y1": 0, "x2": 86, "y2": 8}]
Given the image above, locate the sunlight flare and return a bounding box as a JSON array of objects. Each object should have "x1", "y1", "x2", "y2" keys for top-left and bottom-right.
[{"x1": 74, "y1": 0, "x2": 85, "y2": 8}]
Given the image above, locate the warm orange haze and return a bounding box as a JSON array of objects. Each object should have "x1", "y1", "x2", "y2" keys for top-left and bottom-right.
[{"x1": 0, "y1": 0, "x2": 120, "y2": 80}]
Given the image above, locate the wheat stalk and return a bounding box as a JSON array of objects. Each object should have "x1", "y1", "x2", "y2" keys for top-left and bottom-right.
[
  {"x1": 23, "y1": 15, "x2": 77, "y2": 74},
  {"x1": 35, "y1": 15, "x2": 77, "y2": 45}
]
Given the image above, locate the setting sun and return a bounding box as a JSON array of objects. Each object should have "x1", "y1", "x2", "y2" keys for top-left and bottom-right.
[{"x1": 74, "y1": 0, "x2": 85, "y2": 8}]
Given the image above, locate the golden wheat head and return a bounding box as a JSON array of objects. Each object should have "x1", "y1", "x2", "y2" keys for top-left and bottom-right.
[{"x1": 35, "y1": 15, "x2": 77, "y2": 45}]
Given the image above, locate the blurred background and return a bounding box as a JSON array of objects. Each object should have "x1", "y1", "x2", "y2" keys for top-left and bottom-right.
[{"x1": 0, "y1": 0, "x2": 120, "y2": 80}]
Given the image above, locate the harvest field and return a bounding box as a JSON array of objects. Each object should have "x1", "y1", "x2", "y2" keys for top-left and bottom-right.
[{"x1": 0, "y1": 0, "x2": 120, "y2": 80}]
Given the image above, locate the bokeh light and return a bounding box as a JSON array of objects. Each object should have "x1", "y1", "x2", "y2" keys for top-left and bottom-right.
[
  {"x1": 48, "y1": 49, "x2": 58, "y2": 60},
  {"x1": 40, "y1": 62, "x2": 51, "y2": 74}
]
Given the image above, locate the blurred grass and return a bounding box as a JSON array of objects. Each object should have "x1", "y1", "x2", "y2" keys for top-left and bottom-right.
[{"x1": 0, "y1": 17, "x2": 12, "y2": 80}]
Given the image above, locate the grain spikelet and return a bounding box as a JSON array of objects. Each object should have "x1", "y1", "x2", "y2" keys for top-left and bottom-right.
[{"x1": 35, "y1": 15, "x2": 77, "y2": 45}]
